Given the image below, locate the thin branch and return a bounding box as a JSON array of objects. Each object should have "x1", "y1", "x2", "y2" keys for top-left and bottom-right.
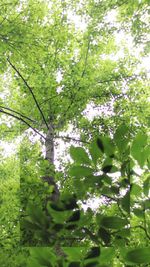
[
  {"x1": 82, "y1": 227, "x2": 103, "y2": 246},
  {"x1": 0, "y1": 108, "x2": 46, "y2": 140},
  {"x1": 101, "y1": 194, "x2": 128, "y2": 218},
  {"x1": 57, "y1": 36, "x2": 91, "y2": 124},
  {"x1": 7, "y1": 58, "x2": 49, "y2": 130},
  {"x1": 131, "y1": 225, "x2": 150, "y2": 240},
  {"x1": 81, "y1": 36, "x2": 91, "y2": 78},
  {"x1": 0, "y1": 105, "x2": 36, "y2": 123},
  {"x1": 96, "y1": 74, "x2": 142, "y2": 85},
  {"x1": 55, "y1": 135, "x2": 89, "y2": 144},
  {"x1": 101, "y1": 194, "x2": 117, "y2": 202}
]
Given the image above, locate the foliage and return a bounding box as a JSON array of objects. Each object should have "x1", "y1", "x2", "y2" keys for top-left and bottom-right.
[{"x1": 0, "y1": 0, "x2": 149, "y2": 266}]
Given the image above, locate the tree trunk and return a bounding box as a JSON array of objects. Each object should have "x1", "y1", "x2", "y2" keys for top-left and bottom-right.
[
  {"x1": 43, "y1": 120, "x2": 66, "y2": 256},
  {"x1": 42, "y1": 119, "x2": 59, "y2": 201}
]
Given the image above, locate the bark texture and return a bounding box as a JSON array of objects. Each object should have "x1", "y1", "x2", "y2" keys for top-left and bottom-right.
[{"x1": 42, "y1": 120, "x2": 59, "y2": 201}]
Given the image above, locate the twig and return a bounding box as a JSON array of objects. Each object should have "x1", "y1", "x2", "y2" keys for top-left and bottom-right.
[
  {"x1": 0, "y1": 108, "x2": 46, "y2": 140},
  {"x1": 131, "y1": 225, "x2": 150, "y2": 240},
  {"x1": 0, "y1": 105, "x2": 36, "y2": 123},
  {"x1": 55, "y1": 135, "x2": 89, "y2": 144},
  {"x1": 7, "y1": 58, "x2": 49, "y2": 130}
]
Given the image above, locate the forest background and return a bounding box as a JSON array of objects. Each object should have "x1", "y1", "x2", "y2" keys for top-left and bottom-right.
[{"x1": 0, "y1": 0, "x2": 150, "y2": 266}]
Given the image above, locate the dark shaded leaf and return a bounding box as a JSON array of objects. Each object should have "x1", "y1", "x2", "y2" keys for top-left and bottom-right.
[
  {"x1": 65, "y1": 200, "x2": 78, "y2": 210},
  {"x1": 65, "y1": 224, "x2": 77, "y2": 230},
  {"x1": 67, "y1": 210, "x2": 80, "y2": 222},
  {"x1": 97, "y1": 138, "x2": 104, "y2": 153},
  {"x1": 84, "y1": 262, "x2": 99, "y2": 267},
  {"x1": 69, "y1": 262, "x2": 80, "y2": 267},
  {"x1": 98, "y1": 227, "x2": 111, "y2": 245},
  {"x1": 53, "y1": 224, "x2": 63, "y2": 231},
  {"x1": 100, "y1": 136, "x2": 115, "y2": 156},
  {"x1": 85, "y1": 247, "x2": 100, "y2": 259},
  {"x1": 50, "y1": 203, "x2": 65, "y2": 211},
  {"x1": 120, "y1": 190, "x2": 130, "y2": 213},
  {"x1": 102, "y1": 165, "x2": 113, "y2": 173},
  {"x1": 111, "y1": 186, "x2": 119, "y2": 194}
]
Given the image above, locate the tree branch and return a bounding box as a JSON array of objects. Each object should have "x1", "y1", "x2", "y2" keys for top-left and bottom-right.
[
  {"x1": 0, "y1": 108, "x2": 46, "y2": 140},
  {"x1": 131, "y1": 225, "x2": 150, "y2": 240},
  {"x1": 55, "y1": 135, "x2": 89, "y2": 144},
  {"x1": 7, "y1": 57, "x2": 49, "y2": 130},
  {"x1": 82, "y1": 227, "x2": 103, "y2": 246},
  {"x1": 57, "y1": 36, "x2": 91, "y2": 124},
  {"x1": 0, "y1": 105, "x2": 36, "y2": 123}
]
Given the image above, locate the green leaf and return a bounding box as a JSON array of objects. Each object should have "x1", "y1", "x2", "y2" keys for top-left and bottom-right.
[
  {"x1": 47, "y1": 205, "x2": 72, "y2": 224},
  {"x1": 27, "y1": 258, "x2": 45, "y2": 267},
  {"x1": 101, "y1": 216, "x2": 128, "y2": 229},
  {"x1": 144, "y1": 199, "x2": 150, "y2": 209},
  {"x1": 70, "y1": 146, "x2": 91, "y2": 165},
  {"x1": 125, "y1": 248, "x2": 150, "y2": 264},
  {"x1": 99, "y1": 248, "x2": 115, "y2": 264},
  {"x1": 143, "y1": 176, "x2": 150, "y2": 196},
  {"x1": 63, "y1": 248, "x2": 87, "y2": 261},
  {"x1": 100, "y1": 136, "x2": 115, "y2": 157},
  {"x1": 131, "y1": 132, "x2": 148, "y2": 167},
  {"x1": 131, "y1": 184, "x2": 142, "y2": 197},
  {"x1": 114, "y1": 124, "x2": 129, "y2": 152},
  {"x1": 120, "y1": 190, "x2": 130, "y2": 213},
  {"x1": 89, "y1": 138, "x2": 102, "y2": 165},
  {"x1": 29, "y1": 248, "x2": 55, "y2": 266},
  {"x1": 132, "y1": 208, "x2": 144, "y2": 218},
  {"x1": 69, "y1": 166, "x2": 94, "y2": 178}
]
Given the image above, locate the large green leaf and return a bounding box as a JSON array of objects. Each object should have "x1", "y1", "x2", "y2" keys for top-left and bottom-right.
[
  {"x1": 114, "y1": 124, "x2": 129, "y2": 152},
  {"x1": 29, "y1": 248, "x2": 56, "y2": 266},
  {"x1": 125, "y1": 248, "x2": 150, "y2": 264},
  {"x1": 131, "y1": 184, "x2": 142, "y2": 198},
  {"x1": 63, "y1": 248, "x2": 87, "y2": 261},
  {"x1": 143, "y1": 175, "x2": 150, "y2": 196},
  {"x1": 99, "y1": 136, "x2": 115, "y2": 157},
  {"x1": 131, "y1": 132, "x2": 148, "y2": 167},
  {"x1": 69, "y1": 166, "x2": 94, "y2": 178},
  {"x1": 100, "y1": 216, "x2": 128, "y2": 229},
  {"x1": 99, "y1": 248, "x2": 115, "y2": 265},
  {"x1": 47, "y1": 205, "x2": 72, "y2": 224},
  {"x1": 70, "y1": 146, "x2": 91, "y2": 165},
  {"x1": 89, "y1": 138, "x2": 102, "y2": 165},
  {"x1": 120, "y1": 190, "x2": 130, "y2": 213}
]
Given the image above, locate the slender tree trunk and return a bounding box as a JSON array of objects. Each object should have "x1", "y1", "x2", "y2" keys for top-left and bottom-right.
[
  {"x1": 42, "y1": 119, "x2": 59, "y2": 201},
  {"x1": 43, "y1": 119, "x2": 65, "y2": 256}
]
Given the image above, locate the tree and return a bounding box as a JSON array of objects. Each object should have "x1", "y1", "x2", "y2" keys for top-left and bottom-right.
[{"x1": 0, "y1": 0, "x2": 149, "y2": 266}]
